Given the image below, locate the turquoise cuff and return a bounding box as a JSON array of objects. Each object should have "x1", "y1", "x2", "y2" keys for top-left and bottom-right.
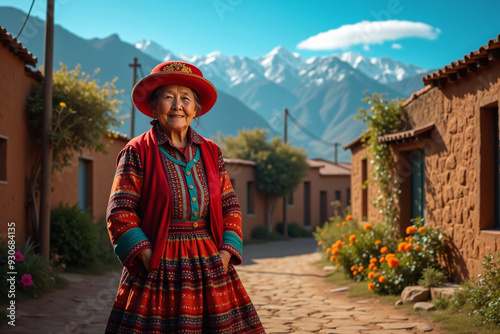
[
  {"x1": 222, "y1": 231, "x2": 243, "y2": 256},
  {"x1": 114, "y1": 228, "x2": 149, "y2": 261}
]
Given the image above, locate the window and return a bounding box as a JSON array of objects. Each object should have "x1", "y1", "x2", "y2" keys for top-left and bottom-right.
[
  {"x1": 320, "y1": 191, "x2": 327, "y2": 224},
  {"x1": 304, "y1": 181, "x2": 311, "y2": 226},
  {"x1": 362, "y1": 159, "x2": 368, "y2": 220},
  {"x1": 246, "y1": 181, "x2": 255, "y2": 214},
  {"x1": 0, "y1": 136, "x2": 7, "y2": 183},
  {"x1": 286, "y1": 193, "x2": 294, "y2": 206},
  {"x1": 78, "y1": 158, "x2": 93, "y2": 214},
  {"x1": 410, "y1": 149, "x2": 425, "y2": 220},
  {"x1": 334, "y1": 190, "x2": 341, "y2": 202},
  {"x1": 479, "y1": 103, "x2": 500, "y2": 229}
]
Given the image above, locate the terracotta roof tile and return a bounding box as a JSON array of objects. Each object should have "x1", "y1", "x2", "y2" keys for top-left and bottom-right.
[
  {"x1": 401, "y1": 85, "x2": 432, "y2": 107},
  {"x1": 423, "y1": 33, "x2": 500, "y2": 86},
  {"x1": 377, "y1": 124, "x2": 435, "y2": 144},
  {"x1": 0, "y1": 26, "x2": 38, "y2": 67},
  {"x1": 311, "y1": 158, "x2": 351, "y2": 176}
]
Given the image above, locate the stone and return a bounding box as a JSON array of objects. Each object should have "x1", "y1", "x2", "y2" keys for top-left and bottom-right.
[
  {"x1": 401, "y1": 286, "x2": 430, "y2": 304},
  {"x1": 448, "y1": 117, "x2": 458, "y2": 134},
  {"x1": 446, "y1": 155, "x2": 457, "y2": 170},
  {"x1": 60, "y1": 273, "x2": 85, "y2": 283},
  {"x1": 379, "y1": 322, "x2": 421, "y2": 330},
  {"x1": 430, "y1": 283, "x2": 462, "y2": 299},
  {"x1": 330, "y1": 287, "x2": 348, "y2": 293},
  {"x1": 458, "y1": 167, "x2": 467, "y2": 185},
  {"x1": 414, "y1": 302, "x2": 436, "y2": 311},
  {"x1": 395, "y1": 300, "x2": 403, "y2": 306},
  {"x1": 323, "y1": 265, "x2": 337, "y2": 271}
]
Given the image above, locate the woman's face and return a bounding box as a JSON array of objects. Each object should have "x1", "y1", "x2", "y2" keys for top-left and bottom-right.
[{"x1": 153, "y1": 85, "x2": 198, "y2": 136}]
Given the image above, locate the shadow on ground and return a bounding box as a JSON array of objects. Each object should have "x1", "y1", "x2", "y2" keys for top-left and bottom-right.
[{"x1": 241, "y1": 237, "x2": 318, "y2": 265}]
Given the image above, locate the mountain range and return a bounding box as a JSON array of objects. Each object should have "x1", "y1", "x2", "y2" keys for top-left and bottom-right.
[{"x1": 1, "y1": 6, "x2": 433, "y2": 161}]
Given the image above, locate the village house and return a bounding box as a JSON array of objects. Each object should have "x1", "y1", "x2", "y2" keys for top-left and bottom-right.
[
  {"x1": 0, "y1": 26, "x2": 128, "y2": 244},
  {"x1": 346, "y1": 33, "x2": 500, "y2": 281}
]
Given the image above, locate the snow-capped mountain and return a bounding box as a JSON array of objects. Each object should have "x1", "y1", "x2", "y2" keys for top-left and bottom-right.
[{"x1": 336, "y1": 51, "x2": 428, "y2": 83}]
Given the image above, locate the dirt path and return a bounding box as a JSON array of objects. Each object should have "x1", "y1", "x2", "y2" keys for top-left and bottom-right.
[{"x1": 1, "y1": 239, "x2": 443, "y2": 333}]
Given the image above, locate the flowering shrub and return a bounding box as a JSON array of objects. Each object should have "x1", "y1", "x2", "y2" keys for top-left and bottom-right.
[
  {"x1": 0, "y1": 238, "x2": 65, "y2": 301},
  {"x1": 315, "y1": 216, "x2": 446, "y2": 295}
]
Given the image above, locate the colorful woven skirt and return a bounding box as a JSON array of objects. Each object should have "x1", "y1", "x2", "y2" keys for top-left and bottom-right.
[{"x1": 106, "y1": 220, "x2": 265, "y2": 333}]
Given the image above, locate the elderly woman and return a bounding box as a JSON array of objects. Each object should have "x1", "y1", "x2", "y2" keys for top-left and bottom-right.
[{"x1": 106, "y1": 61, "x2": 265, "y2": 333}]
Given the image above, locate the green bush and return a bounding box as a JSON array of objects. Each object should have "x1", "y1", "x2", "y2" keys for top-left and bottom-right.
[
  {"x1": 50, "y1": 203, "x2": 99, "y2": 267},
  {"x1": 449, "y1": 253, "x2": 500, "y2": 327},
  {"x1": 276, "y1": 222, "x2": 312, "y2": 237},
  {"x1": 418, "y1": 267, "x2": 447, "y2": 288},
  {"x1": 251, "y1": 226, "x2": 270, "y2": 240}
]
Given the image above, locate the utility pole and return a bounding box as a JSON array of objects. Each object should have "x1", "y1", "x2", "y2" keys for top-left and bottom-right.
[
  {"x1": 40, "y1": 0, "x2": 55, "y2": 260},
  {"x1": 334, "y1": 142, "x2": 339, "y2": 164},
  {"x1": 129, "y1": 57, "x2": 141, "y2": 137},
  {"x1": 282, "y1": 108, "x2": 288, "y2": 237}
]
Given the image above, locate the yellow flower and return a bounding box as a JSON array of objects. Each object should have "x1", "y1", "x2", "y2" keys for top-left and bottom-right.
[{"x1": 59, "y1": 102, "x2": 67, "y2": 108}]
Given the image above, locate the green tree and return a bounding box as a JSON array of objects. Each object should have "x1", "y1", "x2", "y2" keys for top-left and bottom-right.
[
  {"x1": 354, "y1": 91, "x2": 403, "y2": 227},
  {"x1": 26, "y1": 64, "x2": 122, "y2": 242},
  {"x1": 219, "y1": 128, "x2": 309, "y2": 232}
]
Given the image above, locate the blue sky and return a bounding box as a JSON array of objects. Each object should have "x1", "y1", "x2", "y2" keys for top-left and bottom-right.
[{"x1": 2, "y1": 0, "x2": 499, "y2": 70}]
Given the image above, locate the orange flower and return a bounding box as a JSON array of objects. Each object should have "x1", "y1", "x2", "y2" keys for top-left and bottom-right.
[
  {"x1": 418, "y1": 226, "x2": 426, "y2": 233},
  {"x1": 406, "y1": 226, "x2": 416, "y2": 234},
  {"x1": 342, "y1": 221, "x2": 346, "y2": 226},
  {"x1": 368, "y1": 272, "x2": 375, "y2": 279},
  {"x1": 398, "y1": 242, "x2": 407, "y2": 252},
  {"x1": 326, "y1": 248, "x2": 331, "y2": 254},
  {"x1": 379, "y1": 257, "x2": 386, "y2": 263},
  {"x1": 375, "y1": 240, "x2": 381, "y2": 246},
  {"x1": 329, "y1": 217, "x2": 334, "y2": 221},
  {"x1": 330, "y1": 255, "x2": 335, "y2": 262},
  {"x1": 341, "y1": 233, "x2": 346, "y2": 238},
  {"x1": 318, "y1": 241, "x2": 322, "y2": 246},
  {"x1": 364, "y1": 223, "x2": 372, "y2": 230},
  {"x1": 358, "y1": 266, "x2": 364, "y2": 272},
  {"x1": 351, "y1": 265, "x2": 356, "y2": 271},
  {"x1": 369, "y1": 263, "x2": 375, "y2": 269},
  {"x1": 404, "y1": 243, "x2": 413, "y2": 251},
  {"x1": 372, "y1": 266, "x2": 378, "y2": 271},
  {"x1": 349, "y1": 234, "x2": 356, "y2": 242},
  {"x1": 320, "y1": 232, "x2": 325, "y2": 236},
  {"x1": 386, "y1": 253, "x2": 396, "y2": 259},
  {"x1": 335, "y1": 264, "x2": 340, "y2": 269},
  {"x1": 414, "y1": 245, "x2": 421, "y2": 250},
  {"x1": 332, "y1": 248, "x2": 339, "y2": 255},
  {"x1": 388, "y1": 257, "x2": 400, "y2": 268},
  {"x1": 336, "y1": 223, "x2": 340, "y2": 227},
  {"x1": 405, "y1": 237, "x2": 409, "y2": 241},
  {"x1": 375, "y1": 273, "x2": 380, "y2": 277},
  {"x1": 353, "y1": 270, "x2": 358, "y2": 275},
  {"x1": 370, "y1": 257, "x2": 378, "y2": 263},
  {"x1": 379, "y1": 275, "x2": 386, "y2": 283},
  {"x1": 346, "y1": 215, "x2": 353, "y2": 221},
  {"x1": 341, "y1": 241, "x2": 346, "y2": 246},
  {"x1": 368, "y1": 282, "x2": 375, "y2": 290},
  {"x1": 380, "y1": 246, "x2": 388, "y2": 254}
]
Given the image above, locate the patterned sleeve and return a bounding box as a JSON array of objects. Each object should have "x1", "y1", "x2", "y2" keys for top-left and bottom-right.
[
  {"x1": 107, "y1": 145, "x2": 152, "y2": 273},
  {"x1": 217, "y1": 147, "x2": 244, "y2": 265}
]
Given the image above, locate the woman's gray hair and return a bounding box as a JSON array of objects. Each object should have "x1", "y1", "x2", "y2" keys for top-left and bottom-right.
[{"x1": 149, "y1": 86, "x2": 202, "y2": 117}]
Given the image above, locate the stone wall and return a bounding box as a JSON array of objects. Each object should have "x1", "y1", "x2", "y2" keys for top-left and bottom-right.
[{"x1": 401, "y1": 58, "x2": 500, "y2": 281}]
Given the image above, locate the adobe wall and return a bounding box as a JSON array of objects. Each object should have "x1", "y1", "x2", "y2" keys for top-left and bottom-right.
[
  {"x1": 225, "y1": 162, "x2": 267, "y2": 239},
  {"x1": 402, "y1": 59, "x2": 500, "y2": 281},
  {"x1": 349, "y1": 143, "x2": 384, "y2": 224},
  {"x1": 0, "y1": 46, "x2": 39, "y2": 245}
]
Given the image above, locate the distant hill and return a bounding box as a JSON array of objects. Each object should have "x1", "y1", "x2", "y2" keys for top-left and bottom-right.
[{"x1": 0, "y1": 6, "x2": 430, "y2": 161}]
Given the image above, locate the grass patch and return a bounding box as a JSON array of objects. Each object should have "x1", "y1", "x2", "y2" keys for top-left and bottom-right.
[{"x1": 413, "y1": 308, "x2": 500, "y2": 334}]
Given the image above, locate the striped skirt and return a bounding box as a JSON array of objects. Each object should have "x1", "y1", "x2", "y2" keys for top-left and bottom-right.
[{"x1": 105, "y1": 220, "x2": 265, "y2": 333}]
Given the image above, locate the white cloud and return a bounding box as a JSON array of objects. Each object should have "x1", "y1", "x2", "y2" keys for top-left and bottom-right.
[
  {"x1": 392, "y1": 43, "x2": 403, "y2": 49},
  {"x1": 297, "y1": 20, "x2": 440, "y2": 50}
]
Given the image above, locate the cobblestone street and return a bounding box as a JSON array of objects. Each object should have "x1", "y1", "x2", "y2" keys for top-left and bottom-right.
[{"x1": 1, "y1": 238, "x2": 441, "y2": 333}]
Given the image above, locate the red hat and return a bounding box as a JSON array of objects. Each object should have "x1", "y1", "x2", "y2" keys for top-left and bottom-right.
[{"x1": 132, "y1": 61, "x2": 217, "y2": 118}]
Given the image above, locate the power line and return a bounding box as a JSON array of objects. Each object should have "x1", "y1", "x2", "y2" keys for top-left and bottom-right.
[
  {"x1": 286, "y1": 111, "x2": 337, "y2": 146},
  {"x1": 15, "y1": 0, "x2": 36, "y2": 39}
]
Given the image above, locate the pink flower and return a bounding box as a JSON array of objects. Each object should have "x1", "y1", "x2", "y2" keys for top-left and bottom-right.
[
  {"x1": 61, "y1": 264, "x2": 66, "y2": 269},
  {"x1": 21, "y1": 274, "x2": 33, "y2": 287},
  {"x1": 14, "y1": 252, "x2": 24, "y2": 262},
  {"x1": 55, "y1": 254, "x2": 59, "y2": 260}
]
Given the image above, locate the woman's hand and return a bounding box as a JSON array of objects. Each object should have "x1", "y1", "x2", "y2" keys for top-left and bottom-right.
[
  {"x1": 219, "y1": 250, "x2": 232, "y2": 274},
  {"x1": 138, "y1": 248, "x2": 153, "y2": 272}
]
